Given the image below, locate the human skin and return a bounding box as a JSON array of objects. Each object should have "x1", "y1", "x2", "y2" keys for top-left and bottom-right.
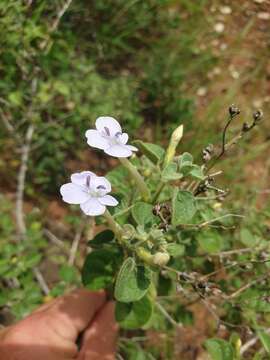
[{"x1": 0, "y1": 289, "x2": 118, "y2": 360}]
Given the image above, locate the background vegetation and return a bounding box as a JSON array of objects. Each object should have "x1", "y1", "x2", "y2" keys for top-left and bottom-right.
[{"x1": 0, "y1": 0, "x2": 269, "y2": 359}]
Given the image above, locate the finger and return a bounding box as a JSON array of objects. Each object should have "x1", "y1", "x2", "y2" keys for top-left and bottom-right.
[
  {"x1": 0, "y1": 290, "x2": 107, "y2": 360},
  {"x1": 78, "y1": 302, "x2": 118, "y2": 360},
  {"x1": 43, "y1": 289, "x2": 106, "y2": 342}
]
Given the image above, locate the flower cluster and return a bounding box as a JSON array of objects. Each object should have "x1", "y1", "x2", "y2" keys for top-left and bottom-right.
[{"x1": 60, "y1": 116, "x2": 137, "y2": 216}]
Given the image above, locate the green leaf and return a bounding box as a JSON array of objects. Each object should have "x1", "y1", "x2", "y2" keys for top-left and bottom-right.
[
  {"x1": 161, "y1": 163, "x2": 182, "y2": 181},
  {"x1": 133, "y1": 141, "x2": 165, "y2": 164},
  {"x1": 189, "y1": 165, "x2": 205, "y2": 180},
  {"x1": 249, "y1": 298, "x2": 270, "y2": 312},
  {"x1": 82, "y1": 248, "x2": 122, "y2": 290},
  {"x1": 205, "y1": 338, "x2": 234, "y2": 360},
  {"x1": 114, "y1": 257, "x2": 152, "y2": 303},
  {"x1": 198, "y1": 231, "x2": 223, "y2": 253},
  {"x1": 252, "y1": 354, "x2": 263, "y2": 360},
  {"x1": 178, "y1": 152, "x2": 193, "y2": 168},
  {"x1": 258, "y1": 331, "x2": 270, "y2": 354},
  {"x1": 240, "y1": 228, "x2": 256, "y2": 247},
  {"x1": 8, "y1": 91, "x2": 23, "y2": 106},
  {"x1": 122, "y1": 341, "x2": 147, "y2": 360},
  {"x1": 59, "y1": 265, "x2": 78, "y2": 283},
  {"x1": 115, "y1": 295, "x2": 153, "y2": 329},
  {"x1": 88, "y1": 230, "x2": 115, "y2": 248},
  {"x1": 132, "y1": 202, "x2": 156, "y2": 226},
  {"x1": 166, "y1": 243, "x2": 185, "y2": 257},
  {"x1": 172, "y1": 190, "x2": 196, "y2": 225}
]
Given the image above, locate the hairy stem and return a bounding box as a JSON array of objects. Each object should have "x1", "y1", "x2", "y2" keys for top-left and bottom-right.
[
  {"x1": 103, "y1": 210, "x2": 123, "y2": 241},
  {"x1": 119, "y1": 158, "x2": 150, "y2": 202},
  {"x1": 152, "y1": 182, "x2": 165, "y2": 203}
]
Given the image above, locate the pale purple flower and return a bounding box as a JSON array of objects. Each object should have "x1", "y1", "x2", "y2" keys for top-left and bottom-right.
[
  {"x1": 60, "y1": 171, "x2": 118, "y2": 216},
  {"x1": 85, "y1": 116, "x2": 138, "y2": 158}
]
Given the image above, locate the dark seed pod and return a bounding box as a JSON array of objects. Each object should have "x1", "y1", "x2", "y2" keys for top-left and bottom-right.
[
  {"x1": 253, "y1": 109, "x2": 263, "y2": 123},
  {"x1": 242, "y1": 122, "x2": 250, "y2": 132},
  {"x1": 229, "y1": 104, "x2": 240, "y2": 117}
]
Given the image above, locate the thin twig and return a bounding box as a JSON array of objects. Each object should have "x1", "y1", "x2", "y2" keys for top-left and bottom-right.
[
  {"x1": 68, "y1": 220, "x2": 86, "y2": 266},
  {"x1": 0, "y1": 108, "x2": 18, "y2": 139},
  {"x1": 155, "y1": 302, "x2": 182, "y2": 328},
  {"x1": 197, "y1": 213, "x2": 244, "y2": 228},
  {"x1": 227, "y1": 270, "x2": 270, "y2": 300},
  {"x1": 212, "y1": 247, "x2": 254, "y2": 257},
  {"x1": 43, "y1": 229, "x2": 70, "y2": 255},
  {"x1": 33, "y1": 267, "x2": 50, "y2": 295},
  {"x1": 217, "y1": 114, "x2": 234, "y2": 160},
  {"x1": 50, "y1": 0, "x2": 73, "y2": 33},
  {"x1": 15, "y1": 124, "x2": 34, "y2": 239},
  {"x1": 240, "y1": 328, "x2": 270, "y2": 355},
  {"x1": 182, "y1": 213, "x2": 244, "y2": 230}
]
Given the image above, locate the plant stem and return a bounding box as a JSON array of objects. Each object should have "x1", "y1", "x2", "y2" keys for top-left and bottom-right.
[
  {"x1": 152, "y1": 182, "x2": 165, "y2": 203},
  {"x1": 119, "y1": 158, "x2": 150, "y2": 202},
  {"x1": 103, "y1": 210, "x2": 123, "y2": 241},
  {"x1": 155, "y1": 302, "x2": 182, "y2": 328}
]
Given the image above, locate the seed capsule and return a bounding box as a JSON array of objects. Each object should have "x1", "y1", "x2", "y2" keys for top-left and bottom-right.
[{"x1": 153, "y1": 252, "x2": 170, "y2": 266}]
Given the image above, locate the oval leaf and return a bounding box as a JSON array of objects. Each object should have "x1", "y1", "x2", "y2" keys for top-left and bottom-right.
[
  {"x1": 172, "y1": 190, "x2": 196, "y2": 225},
  {"x1": 133, "y1": 141, "x2": 165, "y2": 164},
  {"x1": 115, "y1": 295, "x2": 153, "y2": 329},
  {"x1": 114, "y1": 257, "x2": 152, "y2": 303},
  {"x1": 82, "y1": 248, "x2": 122, "y2": 290},
  {"x1": 88, "y1": 229, "x2": 115, "y2": 248},
  {"x1": 205, "y1": 338, "x2": 234, "y2": 360},
  {"x1": 132, "y1": 202, "x2": 156, "y2": 226}
]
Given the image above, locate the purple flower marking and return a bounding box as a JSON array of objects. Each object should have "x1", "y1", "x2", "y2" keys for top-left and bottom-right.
[
  {"x1": 60, "y1": 171, "x2": 118, "y2": 216},
  {"x1": 85, "y1": 116, "x2": 138, "y2": 158}
]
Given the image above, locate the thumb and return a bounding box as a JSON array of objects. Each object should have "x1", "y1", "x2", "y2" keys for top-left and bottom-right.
[{"x1": 78, "y1": 302, "x2": 118, "y2": 360}]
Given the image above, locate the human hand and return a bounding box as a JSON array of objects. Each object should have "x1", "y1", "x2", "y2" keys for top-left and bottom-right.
[{"x1": 0, "y1": 289, "x2": 118, "y2": 360}]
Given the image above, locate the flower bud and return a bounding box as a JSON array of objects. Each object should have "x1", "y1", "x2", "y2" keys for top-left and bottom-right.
[
  {"x1": 253, "y1": 109, "x2": 263, "y2": 123},
  {"x1": 153, "y1": 252, "x2": 170, "y2": 266},
  {"x1": 164, "y1": 124, "x2": 184, "y2": 167},
  {"x1": 122, "y1": 224, "x2": 136, "y2": 240},
  {"x1": 229, "y1": 104, "x2": 240, "y2": 117}
]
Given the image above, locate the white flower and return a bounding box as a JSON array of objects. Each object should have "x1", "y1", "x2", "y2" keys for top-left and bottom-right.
[
  {"x1": 60, "y1": 171, "x2": 118, "y2": 216},
  {"x1": 85, "y1": 116, "x2": 138, "y2": 158}
]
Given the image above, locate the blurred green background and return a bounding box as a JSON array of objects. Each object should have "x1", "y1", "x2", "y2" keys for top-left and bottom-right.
[{"x1": 0, "y1": 1, "x2": 269, "y2": 359}]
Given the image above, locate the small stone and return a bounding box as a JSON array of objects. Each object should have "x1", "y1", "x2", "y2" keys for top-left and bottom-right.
[
  {"x1": 220, "y1": 43, "x2": 228, "y2": 51},
  {"x1": 253, "y1": 99, "x2": 263, "y2": 108},
  {"x1": 211, "y1": 39, "x2": 220, "y2": 47},
  {"x1": 213, "y1": 67, "x2": 221, "y2": 75},
  {"x1": 220, "y1": 6, "x2": 232, "y2": 15},
  {"x1": 254, "y1": 0, "x2": 265, "y2": 3},
  {"x1": 197, "y1": 87, "x2": 207, "y2": 97},
  {"x1": 231, "y1": 70, "x2": 240, "y2": 79},
  {"x1": 258, "y1": 12, "x2": 270, "y2": 20},
  {"x1": 214, "y1": 22, "x2": 225, "y2": 33}
]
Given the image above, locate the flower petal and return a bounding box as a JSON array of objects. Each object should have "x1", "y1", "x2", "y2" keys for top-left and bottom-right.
[
  {"x1": 126, "y1": 145, "x2": 138, "y2": 152},
  {"x1": 96, "y1": 116, "x2": 122, "y2": 137},
  {"x1": 91, "y1": 175, "x2": 112, "y2": 193},
  {"x1": 118, "y1": 132, "x2": 128, "y2": 144},
  {"x1": 104, "y1": 144, "x2": 133, "y2": 158},
  {"x1": 85, "y1": 129, "x2": 109, "y2": 150},
  {"x1": 71, "y1": 171, "x2": 95, "y2": 186},
  {"x1": 99, "y1": 195, "x2": 119, "y2": 206},
  {"x1": 60, "y1": 183, "x2": 90, "y2": 204},
  {"x1": 80, "y1": 197, "x2": 106, "y2": 216}
]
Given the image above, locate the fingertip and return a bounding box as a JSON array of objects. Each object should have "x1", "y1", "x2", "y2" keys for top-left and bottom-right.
[{"x1": 79, "y1": 301, "x2": 118, "y2": 360}]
